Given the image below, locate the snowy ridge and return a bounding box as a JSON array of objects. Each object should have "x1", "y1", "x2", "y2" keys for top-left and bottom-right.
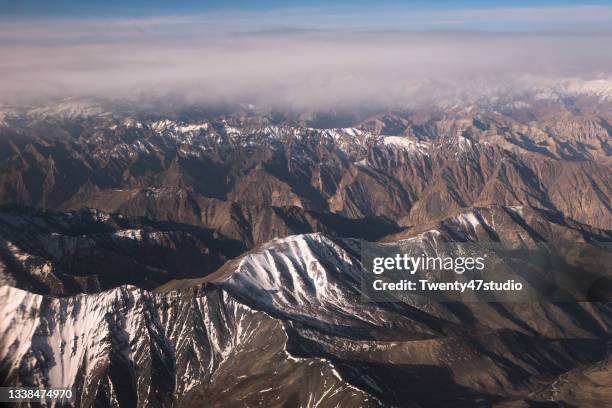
[
  {"x1": 0, "y1": 110, "x2": 12, "y2": 127},
  {"x1": 157, "y1": 287, "x2": 374, "y2": 406},
  {"x1": 223, "y1": 233, "x2": 359, "y2": 309},
  {"x1": 220, "y1": 233, "x2": 392, "y2": 328},
  {"x1": 27, "y1": 100, "x2": 111, "y2": 120},
  {"x1": 449, "y1": 211, "x2": 483, "y2": 239},
  {"x1": 561, "y1": 78, "x2": 612, "y2": 101},
  {"x1": 0, "y1": 285, "x2": 145, "y2": 391},
  {"x1": 85, "y1": 116, "x2": 488, "y2": 165},
  {"x1": 0, "y1": 280, "x2": 375, "y2": 406},
  {"x1": 532, "y1": 78, "x2": 612, "y2": 102},
  {"x1": 148, "y1": 121, "x2": 436, "y2": 158},
  {"x1": 378, "y1": 135, "x2": 430, "y2": 155}
]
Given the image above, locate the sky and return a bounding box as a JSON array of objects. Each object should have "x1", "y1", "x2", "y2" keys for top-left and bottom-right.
[
  {"x1": 1, "y1": 1, "x2": 612, "y2": 108},
  {"x1": 3, "y1": 1, "x2": 612, "y2": 29},
  {"x1": 3, "y1": 1, "x2": 612, "y2": 19}
]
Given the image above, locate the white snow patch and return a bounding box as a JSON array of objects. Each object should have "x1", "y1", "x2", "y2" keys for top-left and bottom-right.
[{"x1": 379, "y1": 136, "x2": 430, "y2": 155}]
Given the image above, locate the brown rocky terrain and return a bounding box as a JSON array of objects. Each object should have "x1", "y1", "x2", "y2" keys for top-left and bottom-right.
[{"x1": 0, "y1": 100, "x2": 610, "y2": 236}]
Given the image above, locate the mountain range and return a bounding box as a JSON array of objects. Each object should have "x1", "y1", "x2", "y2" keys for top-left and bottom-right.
[{"x1": 0, "y1": 89, "x2": 611, "y2": 407}]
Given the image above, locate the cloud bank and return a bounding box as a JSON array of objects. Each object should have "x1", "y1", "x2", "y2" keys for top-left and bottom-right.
[{"x1": 1, "y1": 6, "x2": 612, "y2": 109}]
